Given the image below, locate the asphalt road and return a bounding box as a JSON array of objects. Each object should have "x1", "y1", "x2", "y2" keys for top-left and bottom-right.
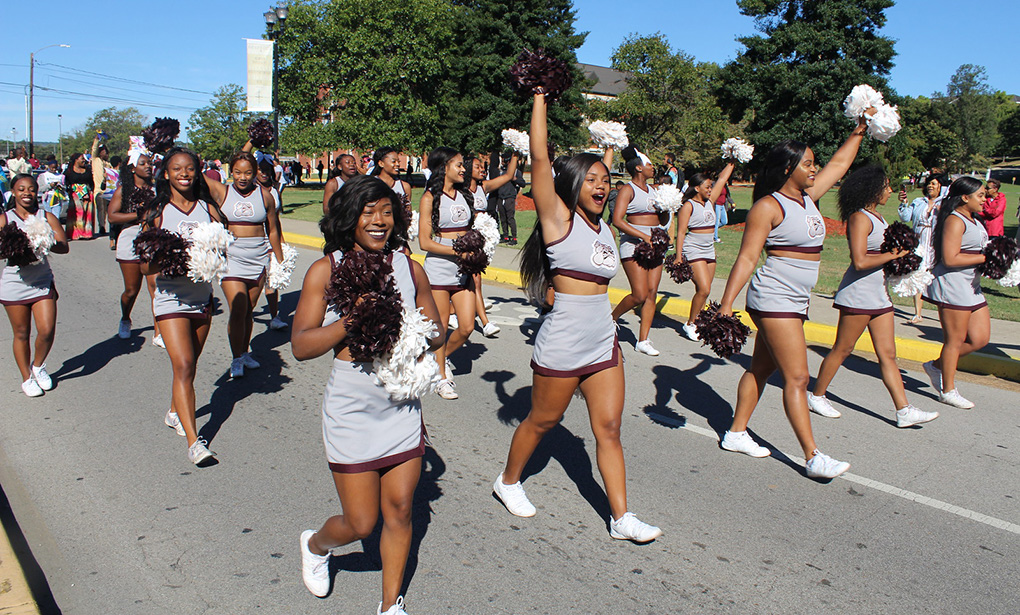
[{"x1": 0, "y1": 239, "x2": 1018, "y2": 614}]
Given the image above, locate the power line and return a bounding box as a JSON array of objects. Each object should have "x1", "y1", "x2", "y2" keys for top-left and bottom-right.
[
  {"x1": 35, "y1": 62, "x2": 216, "y2": 96},
  {"x1": 38, "y1": 72, "x2": 211, "y2": 105}
]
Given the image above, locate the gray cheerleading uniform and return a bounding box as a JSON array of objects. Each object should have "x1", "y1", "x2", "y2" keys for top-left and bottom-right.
[
  {"x1": 321, "y1": 250, "x2": 425, "y2": 473},
  {"x1": 681, "y1": 199, "x2": 717, "y2": 264},
  {"x1": 618, "y1": 182, "x2": 664, "y2": 262},
  {"x1": 152, "y1": 201, "x2": 214, "y2": 321},
  {"x1": 472, "y1": 185, "x2": 488, "y2": 212},
  {"x1": 423, "y1": 191, "x2": 473, "y2": 292},
  {"x1": 116, "y1": 192, "x2": 147, "y2": 263},
  {"x1": 221, "y1": 185, "x2": 270, "y2": 286},
  {"x1": 745, "y1": 192, "x2": 826, "y2": 319},
  {"x1": 0, "y1": 210, "x2": 56, "y2": 306},
  {"x1": 531, "y1": 212, "x2": 621, "y2": 377},
  {"x1": 833, "y1": 209, "x2": 893, "y2": 316},
  {"x1": 924, "y1": 211, "x2": 988, "y2": 311}
]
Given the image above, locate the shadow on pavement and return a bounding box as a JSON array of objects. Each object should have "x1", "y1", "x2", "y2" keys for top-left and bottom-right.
[
  {"x1": 0, "y1": 482, "x2": 62, "y2": 614},
  {"x1": 50, "y1": 332, "x2": 145, "y2": 382}
]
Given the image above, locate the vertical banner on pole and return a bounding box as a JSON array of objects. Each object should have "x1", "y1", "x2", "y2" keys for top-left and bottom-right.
[{"x1": 246, "y1": 39, "x2": 275, "y2": 113}]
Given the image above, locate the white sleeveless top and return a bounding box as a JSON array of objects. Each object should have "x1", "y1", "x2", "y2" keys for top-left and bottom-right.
[{"x1": 546, "y1": 212, "x2": 619, "y2": 284}]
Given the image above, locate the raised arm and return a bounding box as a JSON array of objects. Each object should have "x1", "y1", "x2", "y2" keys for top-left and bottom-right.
[
  {"x1": 480, "y1": 154, "x2": 519, "y2": 193},
  {"x1": 602, "y1": 146, "x2": 614, "y2": 173},
  {"x1": 718, "y1": 197, "x2": 782, "y2": 315},
  {"x1": 807, "y1": 119, "x2": 868, "y2": 202},
  {"x1": 708, "y1": 163, "x2": 736, "y2": 205},
  {"x1": 530, "y1": 93, "x2": 571, "y2": 239}
]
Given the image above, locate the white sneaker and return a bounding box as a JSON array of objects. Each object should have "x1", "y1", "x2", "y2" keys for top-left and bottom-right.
[
  {"x1": 437, "y1": 379, "x2": 458, "y2": 400},
  {"x1": 269, "y1": 316, "x2": 288, "y2": 330},
  {"x1": 299, "y1": 529, "x2": 330, "y2": 597},
  {"x1": 805, "y1": 450, "x2": 850, "y2": 479},
  {"x1": 634, "y1": 339, "x2": 660, "y2": 356},
  {"x1": 896, "y1": 404, "x2": 939, "y2": 428},
  {"x1": 21, "y1": 378, "x2": 43, "y2": 398},
  {"x1": 31, "y1": 363, "x2": 53, "y2": 391},
  {"x1": 241, "y1": 352, "x2": 261, "y2": 369},
  {"x1": 482, "y1": 322, "x2": 500, "y2": 337},
  {"x1": 939, "y1": 388, "x2": 975, "y2": 409},
  {"x1": 152, "y1": 334, "x2": 165, "y2": 349},
  {"x1": 807, "y1": 393, "x2": 841, "y2": 418},
  {"x1": 164, "y1": 409, "x2": 186, "y2": 437},
  {"x1": 187, "y1": 438, "x2": 216, "y2": 465},
  {"x1": 720, "y1": 430, "x2": 771, "y2": 458},
  {"x1": 493, "y1": 473, "x2": 536, "y2": 517},
  {"x1": 448, "y1": 314, "x2": 459, "y2": 330},
  {"x1": 483, "y1": 299, "x2": 494, "y2": 311},
  {"x1": 230, "y1": 358, "x2": 245, "y2": 379},
  {"x1": 922, "y1": 360, "x2": 942, "y2": 392},
  {"x1": 378, "y1": 596, "x2": 408, "y2": 615},
  {"x1": 118, "y1": 319, "x2": 131, "y2": 339},
  {"x1": 445, "y1": 358, "x2": 455, "y2": 377},
  {"x1": 682, "y1": 323, "x2": 700, "y2": 341},
  {"x1": 609, "y1": 512, "x2": 663, "y2": 543}
]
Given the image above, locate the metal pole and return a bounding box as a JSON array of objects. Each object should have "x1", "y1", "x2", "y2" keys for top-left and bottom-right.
[
  {"x1": 29, "y1": 52, "x2": 35, "y2": 156},
  {"x1": 272, "y1": 35, "x2": 279, "y2": 153},
  {"x1": 58, "y1": 115, "x2": 63, "y2": 162}
]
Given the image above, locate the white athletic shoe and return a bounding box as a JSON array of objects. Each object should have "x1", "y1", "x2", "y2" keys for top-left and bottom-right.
[
  {"x1": 493, "y1": 473, "x2": 536, "y2": 517},
  {"x1": 448, "y1": 314, "x2": 459, "y2": 330},
  {"x1": 609, "y1": 512, "x2": 663, "y2": 543},
  {"x1": 118, "y1": 319, "x2": 131, "y2": 339},
  {"x1": 152, "y1": 334, "x2": 165, "y2": 349},
  {"x1": 187, "y1": 438, "x2": 216, "y2": 466},
  {"x1": 300, "y1": 529, "x2": 330, "y2": 597},
  {"x1": 437, "y1": 379, "x2": 458, "y2": 400},
  {"x1": 896, "y1": 404, "x2": 939, "y2": 428},
  {"x1": 377, "y1": 596, "x2": 408, "y2": 615},
  {"x1": 230, "y1": 358, "x2": 245, "y2": 379},
  {"x1": 922, "y1": 360, "x2": 942, "y2": 392},
  {"x1": 269, "y1": 316, "x2": 288, "y2": 330},
  {"x1": 21, "y1": 378, "x2": 43, "y2": 398},
  {"x1": 634, "y1": 339, "x2": 660, "y2": 356},
  {"x1": 483, "y1": 299, "x2": 494, "y2": 311},
  {"x1": 805, "y1": 450, "x2": 850, "y2": 479},
  {"x1": 164, "y1": 409, "x2": 186, "y2": 437},
  {"x1": 807, "y1": 393, "x2": 841, "y2": 418},
  {"x1": 31, "y1": 364, "x2": 53, "y2": 391},
  {"x1": 682, "y1": 323, "x2": 700, "y2": 341},
  {"x1": 482, "y1": 322, "x2": 500, "y2": 337},
  {"x1": 939, "y1": 388, "x2": 975, "y2": 409},
  {"x1": 720, "y1": 430, "x2": 771, "y2": 458},
  {"x1": 241, "y1": 352, "x2": 261, "y2": 369}
]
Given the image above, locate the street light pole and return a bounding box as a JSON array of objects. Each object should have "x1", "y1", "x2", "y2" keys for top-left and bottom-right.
[
  {"x1": 29, "y1": 43, "x2": 70, "y2": 157},
  {"x1": 264, "y1": 5, "x2": 288, "y2": 154},
  {"x1": 58, "y1": 114, "x2": 63, "y2": 162}
]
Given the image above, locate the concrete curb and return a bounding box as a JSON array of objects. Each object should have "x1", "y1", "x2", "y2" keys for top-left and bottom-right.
[
  {"x1": 282, "y1": 231, "x2": 1020, "y2": 382},
  {"x1": 0, "y1": 530, "x2": 39, "y2": 614}
]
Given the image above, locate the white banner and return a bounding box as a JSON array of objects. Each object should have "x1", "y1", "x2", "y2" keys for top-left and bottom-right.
[{"x1": 246, "y1": 39, "x2": 275, "y2": 113}]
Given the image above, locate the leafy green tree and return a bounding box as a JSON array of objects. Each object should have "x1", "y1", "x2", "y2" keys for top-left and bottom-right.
[
  {"x1": 938, "y1": 64, "x2": 998, "y2": 169},
  {"x1": 188, "y1": 85, "x2": 256, "y2": 162},
  {"x1": 717, "y1": 0, "x2": 896, "y2": 161},
  {"x1": 999, "y1": 105, "x2": 1020, "y2": 159},
  {"x1": 61, "y1": 107, "x2": 148, "y2": 161}
]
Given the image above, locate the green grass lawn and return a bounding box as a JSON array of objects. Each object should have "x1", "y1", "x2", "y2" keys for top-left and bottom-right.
[{"x1": 282, "y1": 181, "x2": 1020, "y2": 321}]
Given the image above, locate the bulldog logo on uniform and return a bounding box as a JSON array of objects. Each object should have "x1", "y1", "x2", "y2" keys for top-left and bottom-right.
[
  {"x1": 450, "y1": 203, "x2": 471, "y2": 225},
  {"x1": 233, "y1": 201, "x2": 255, "y2": 218},
  {"x1": 806, "y1": 215, "x2": 825, "y2": 238},
  {"x1": 591, "y1": 240, "x2": 617, "y2": 270},
  {"x1": 177, "y1": 220, "x2": 200, "y2": 238}
]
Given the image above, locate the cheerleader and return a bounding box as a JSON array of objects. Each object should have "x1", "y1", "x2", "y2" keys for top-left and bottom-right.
[
  {"x1": 1, "y1": 174, "x2": 68, "y2": 397},
  {"x1": 493, "y1": 92, "x2": 661, "y2": 543},
  {"x1": 321, "y1": 153, "x2": 363, "y2": 215},
  {"x1": 369, "y1": 147, "x2": 412, "y2": 199},
  {"x1": 807, "y1": 166, "x2": 939, "y2": 427},
  {"x1": 256, "y1": 158, "x2": 288, "y2": 331},
  {"x1": 418, "y1": 147, "x2": 476, "y2": 400},
  {"x1": 611, "y1": 146, "x2": 671, "y2": 355},
  {"x1": 205, "y1": 152, "x2": 285, "y2": 378},
  {"x1": 107, "y1": 151, "x2": 158, "y2": 340},
  {"x1": 140, "y1": 148, "x2": 224, "y2": 465},
  {"x1": 292, "y1": 175, "x2": 440, "y2": 615},
  {"x1": 921, "y1": 177, "x2": 991, "y2": 409},
  {"x1": 898, "y1": 176, "x2": 943, "y2": 323},
  {"x1": 675, "y1": 163, "x2": 736, "y2": 341},
  {"x1": 716, "y1": 122, "x2": 869, "y2": 480}
]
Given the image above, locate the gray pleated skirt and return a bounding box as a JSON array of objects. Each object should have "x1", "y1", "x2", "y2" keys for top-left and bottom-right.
[
  {"x1": 424, "y1": 237, "x2": 470, "y2": 292},
  {"x1": 924, "y1": 263, "x2": 986, "y2": 311},
  {"x1": 682, "y1": 232, "x2": 716, "y2": 263},
  {"x1": 153, "y1": 276, "x2": 213, "y2": 321},
  {"x1": 116, "y1": 224, "x2": 141, "y2": 263},
  {"x1": 223, "y1": 236, "x2": 270, "y2": 286},
  {"x1": 745, "y1": 256, "x2": 820, "y2": 319},
  {"x1": 618, "y1": 224, "x2": 656, "y2": 262},
  {"x1": 322, "y1": 359, "x2": 425, "y2": 473},
  {"x1": 0, "y1": 259, "x2": 55, "y2": 306},
  {"x1": 531, "y1": 292, "x2": 620, "y2": 377},
  {"x1": 833, "y1": 264, "x2": 892, "y2": 315}
]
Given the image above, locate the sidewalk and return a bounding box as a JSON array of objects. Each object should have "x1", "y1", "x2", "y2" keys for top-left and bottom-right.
[{"x1": 279, "y1": 216, "x2": 1020, "y2": 382}]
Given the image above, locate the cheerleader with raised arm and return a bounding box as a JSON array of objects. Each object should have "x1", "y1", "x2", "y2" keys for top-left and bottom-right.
[
  {"x1": 108, "y1": 150, "x2": 158, "y2": 340},
  {"x1": 493, "y1": 92, "x2": 661, "y2": 543}
]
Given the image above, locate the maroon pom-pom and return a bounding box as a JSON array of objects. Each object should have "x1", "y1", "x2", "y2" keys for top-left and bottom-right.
[
  {"x1": 324, "y1": 250, "x2": 403, "y2": 361},
  {"x1": 633, "y1": 227, "x2": 670, "y2": 269},
  {"x1": 880, "y1": 221, "x2": 921, "y2": 276},
  {"x1": 143, "y1": 117, "x2": 180, "y2": 154},
  {"x1": 0, "y1": 223, "x2": 37, "y2": 267},
  {"x1": 126, "y1": 186, "x2": 155, "y2": 214},
  {"x1": 664, "y1": 253, "x2": 693, "y2": 284},
  {"x1": 453, "y1": 229, "x2": 488, "y2": 276},
  {"x1": 133, "y1": 228, "x2": 190, "y2": 277},
  {"x1": 248, "y1": 119, "x2": 274, "y2": 148},
  {"x1": 509, "y1": 49, "x2": 573, "y2": 102},
  {"x1": 694, "y1": 302, "x2": 751, "y2": 359},
  {"x1": 978, "y1": 235, "x2": 1020, "y2": 279}
]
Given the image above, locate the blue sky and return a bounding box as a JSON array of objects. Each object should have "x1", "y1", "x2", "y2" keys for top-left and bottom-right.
[{"x1": 1, "y1": 0, "x2": 1017, "y2": 148}]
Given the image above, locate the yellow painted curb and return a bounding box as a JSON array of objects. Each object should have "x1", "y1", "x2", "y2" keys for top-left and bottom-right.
[{"x1": 0, "y1": 529, "x2": 39, "y2": 615}]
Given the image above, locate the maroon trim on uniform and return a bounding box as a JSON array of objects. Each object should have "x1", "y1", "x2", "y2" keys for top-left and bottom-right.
[
  {"x1": 922, "y1": 296, "x2": 987, "y2": 312},
  {"x1": 960, "y1": 249, "x2": 983, "y2": 255},
  {"x1": 154, "y1": 295, "x2": 213, "y2": 322},
  {"x1": 833, "y1": 303, "x2": 894, "y2": 316},
  {"x1": 116, "y1": 258, "x2": 142, "y2": 264},
  {"x1": 531, "y1": 336, "x2": 621, "y2": 378},
  {"x1": 766, "y1": 245, "x2": 823, "y2": 254},
  {"x1": 686, "y1": 258, "x2": 716, "y2": 264},
  {"x1": 688, "y1": 225, "x2": 715, "y2": 231},
  {"x1": 431, "y1": 283, "x2": 470, "y2": 293},
  {"x1": 866, "y1": 250, "x2": 882, "y2": 255},
  {"x1": 439, "y1": 225, "x2": 470, "y2": 233},
  {"x1": 0, "y1": 283, "x2": 57, "y2": 306},
  {"x1": 745, "y1": 307, "x2": 807, "y2": 321},
  {"x1": 402, "y1": 253, "x2": 420, "y2": 296},
  {"x1": 327, "y1": 432, "x2": 426, "y2": 474},
  {"x1": 222, "y1": 268, "x2": 267, "y2": 287},
  {"x1": 579, "y1": 212, "x2": 604, "y2": 232},
  {"x1": 226, "y1": 221, "x2": 266, "y2": 227},
  {"x1": 550, "y1": 268, "x2": 611, "y2": 285},
  {"x1": 620, "y1": 256, "x2": 635, "y2": 263},
  {"x1": 544, "y1": 216, "x2": 576, "y2": 248},
  {"x1": 168, "y1": 200, "x2": 199, "y2": 217}
]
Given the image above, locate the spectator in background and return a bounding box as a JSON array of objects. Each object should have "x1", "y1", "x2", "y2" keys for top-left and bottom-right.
[
  {"x1": 8, "y1": 148, "x2": 31, "y2": 176},
  {"x1": 64, "y1": 152, "x2": 94, "y2": 240},
  {"x1": 605, "y1": 180, "x2": 625, "y2": 223},
  {"x1": 104, "y1": 156, "x2": 122, "y2": 250},
  {"x1": 90, "y1": 137, "x2": 113, "y2": 238},
  {"x1": 493, "y1": 152, "x2": 526, "y2": 245},
  {"x1": 663, "y1": 153, "x2": 680, "y2": 187},
  {"x1": 203, "y1": 161, "x2": 223, "y2": 184},
  {"x1": 37, "y1": 159, "x2": 66, "y2": 220},
  {"x1": 316, "y1": 160, "x2": 324, "y2": 182},
  {"x1": 714, "y1": 179, "x2": 734, "y2": 243},
  {"x1": 980, "y1": 179, "x2": 1006, "y2": 237}
]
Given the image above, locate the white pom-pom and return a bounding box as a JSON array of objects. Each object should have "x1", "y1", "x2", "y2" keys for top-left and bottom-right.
[
  {"x1": 472, "y1": 212, "x2": 500, "y2": 259},
  {"x1": 650, "y1": 184, "x2": 683, "y2": 213},
  {"x1": 843, "y1": 84, "x2": 885, "y2": 119},
  {"x1": 268, "y1": 243, "x2": 299, "y2": 290},
  {"x1": 889, "y1": 268, "x2": 934, "y2": 298},
  {"x1": 588, "y1": 120, "x2": 629, "y2": 149},
  {"x1": 501, "y1": 129, "x2": 530, "y2": 157},
  {"x1": 407, "y1": 210, "x2": 419, "y2": 241},
  {"x1": 186, "y1": 222, "x2": 234, "y2": 283},
  {"x1": 23, "y1": 215, "x2": 55, "y2": 259},
  {"x1": 996, "y1": 258, "x2": 1020, "y2": 288},
  {"x1": 721, "y1": 137, "x2": 754, "y2": 164},
  {"x1": 866, "y1": 103, "x2": 901, "y2": 142},
  {"x1": 373, "y1": 306, "x2": 442, "y2": 401}
]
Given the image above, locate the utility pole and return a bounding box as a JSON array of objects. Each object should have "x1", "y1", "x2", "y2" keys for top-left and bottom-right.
[{"x1": 29, "y1": 44, "x2": 70, "y2": 156}]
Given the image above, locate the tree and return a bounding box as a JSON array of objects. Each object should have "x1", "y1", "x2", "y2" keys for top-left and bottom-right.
[
  {"x1": 938, "y1": 64, "x2": 998, "y2": 169},
  {"x1": 1000, "y1": 105, "x2": 1020, "y2": 159},
  {"x1": 188, "y1": 85, "x2": 256, "y2": 162},
  {"x1": 60, "y1": 107, "x2": 148, "y2": 162},
  {"x1": 717, "y1": 0, "x2": 896, "y2": 161}
]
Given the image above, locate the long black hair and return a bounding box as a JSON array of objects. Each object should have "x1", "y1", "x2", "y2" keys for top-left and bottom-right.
[
  {"x1": 753, "y1": 140, "x2": 807, "y2": 203},
  {"x1": 932, "y1": 176, "x2": 983, "y2": 265},
  {"x1": 682, "y1": 172, "x2": 712, "y2": 202},
  {"x1": 320, "y1": 175, "x2": 407, "y2": 254},
  {"x1": 370, "y1": 147, "x2": 399, "y2": 177},
  {"x1": 4, "y1": 174, "x2": 36, "y2": 211},
  {"x1": 64, "y1": 153, "x2": 93, "y2": 188},
  {"x1": 142, "y1": 148, "x2": 219, "y2": 229},
  {"x1": 121, "y1": 154, "x2": 154, "y2": 213},
  {"x1": 425, "y1": 146, "x2": 473, "y2": 237},
  {"x1": 837, "y1": 165, "x2": 887, "y2": 223},
  {"x1": 519, "y1": 153, "x2": 607, "y2": 304}
]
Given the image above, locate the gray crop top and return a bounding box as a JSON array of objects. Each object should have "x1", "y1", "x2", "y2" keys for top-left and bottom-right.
[
  {"x1": 684, "y1": 199, "x2": 716, "y2": 231},
  {"x1": 859, "y1": 209, "x2": 887, "y2": 255},
  {"x1": 764, "y1": 192, "x2": 826, "y2": 254},
  {"x1": 323, "y1": 251, "x2": 418, "y2": 327},
  {"x1": 625, "y1": 182, "x2": 657, "y2": 216},
  {"x1": 221, "y1": 184, "x2": 267, "y2": 226},
  {"x1": 160, "y1": 200, "x2": 211, "y2": 238},
  {"x1": 952, "y1": 211, "x2": 989, "y2": 255},
  {"x1": 437, "y1": 191, "x2": 472, "y2": 232},
  {"x1": 546, "y1": 212, "x2": 619, "y2": 285}
]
